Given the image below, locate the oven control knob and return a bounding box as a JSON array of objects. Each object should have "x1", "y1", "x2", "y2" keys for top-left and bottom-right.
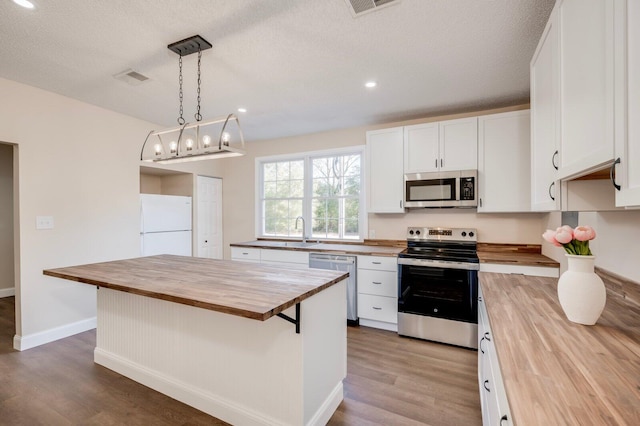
[
  {"x1": 416, "y1": 230, "x2": 421, "y2": 236},
  {"x1": 409, "y1": 230, "x2": 414, "y2": 235},
  {"x1": 461, "y1": 231, "x2": 467, "y2": 237},
  {"x1": 433, "y1": 308, "x2": 438, "y2": 313},
  {"x1": 469, "y1": 231, "x2": 475, "y2": 237}
]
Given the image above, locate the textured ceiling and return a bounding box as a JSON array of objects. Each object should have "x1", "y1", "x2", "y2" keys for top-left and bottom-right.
[{"x1": 0, "y1": 0, "x2": 555, "y2": 142}]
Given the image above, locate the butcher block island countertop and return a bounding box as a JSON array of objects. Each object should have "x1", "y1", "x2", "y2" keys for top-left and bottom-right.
[
  {"x1": 480, "y1": 271, "x2": 640, "y2": 425},
  {"x1": 44, "y1": 254, "x2": 350, "y2": 426},
  {"x1": 43, "y1": 254, "x2": 348, "y2": 321}
]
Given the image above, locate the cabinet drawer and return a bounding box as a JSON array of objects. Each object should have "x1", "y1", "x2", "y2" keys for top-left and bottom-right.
[
  {"x1": 358, "y1": 294, "x2": 397, "y2": 324},
  {"x1": 260, "y1": 249, "x2": 309, "y2": 264},
  {"x1": 357, "y1": 255, "x2": 397, "y2": 272},
  {"x1": 357, "y1": 269, "x2": 397, "y2": 297},
  {"x1": 231, "y1": 247, "x2": 261, "y2": 262}
]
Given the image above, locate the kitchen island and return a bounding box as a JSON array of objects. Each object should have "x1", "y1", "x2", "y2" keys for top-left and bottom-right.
[{"x1": 44, "y1": 254, "x2": 349, "y2": 426}]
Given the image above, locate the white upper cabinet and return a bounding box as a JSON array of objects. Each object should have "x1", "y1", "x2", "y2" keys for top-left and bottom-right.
[
  {"x1": 366, "y1": 127, "x2": 405, "y2": 213},
  {"x1": 403, "y1": 122, "x2": 439, "y2": 173},
  {"x1": 478, "y1": 110, "x2": 531, "y2": 213},
  {"x1": 614, "y1": 0, "x2": 640, "y2": 207},
  {"x1": 531, "y1": 6, "x2": 562, "y2": 211},
  {"x1": 404, "y1": 117, "x2": 477, "y2": 173},
  {"x1": 439, "y1": 117, "x2": 478, "y2": 171},
  {"x1": 557, "y1": 0, "x2": 615, "y2": 179}
]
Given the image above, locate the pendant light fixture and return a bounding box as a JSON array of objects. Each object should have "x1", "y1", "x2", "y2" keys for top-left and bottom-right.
[{"x1": 141, "y1": 35, "x2": 246, "y2": 164}]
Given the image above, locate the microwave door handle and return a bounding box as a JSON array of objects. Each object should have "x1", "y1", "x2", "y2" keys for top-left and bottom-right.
[{"x1": 455, "y1": 176, "x2": 460, "y2": 201}]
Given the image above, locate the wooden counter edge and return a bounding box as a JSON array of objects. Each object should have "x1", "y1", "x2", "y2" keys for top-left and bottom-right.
[{"x1": 43, "y1": 269, "x2": 347, "y2": 322}]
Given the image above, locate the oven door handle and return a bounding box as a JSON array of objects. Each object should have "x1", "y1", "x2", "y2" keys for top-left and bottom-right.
[{"x1": 397, "y1": 257, "x2": 480, "y2": 271}]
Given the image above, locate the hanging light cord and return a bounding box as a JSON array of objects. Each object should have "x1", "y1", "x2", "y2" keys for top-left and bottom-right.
[
  {"x1": 195, "y1": 47, "x2": 203, "y2": 122},
  {"x1": 177, "y1": 54, "x2": 185, "y2": 125}
]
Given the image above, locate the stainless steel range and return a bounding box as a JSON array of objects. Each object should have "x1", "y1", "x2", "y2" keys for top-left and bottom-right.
[{"x1": 397, "y1": 227, "x2": 479, "y2": 349}]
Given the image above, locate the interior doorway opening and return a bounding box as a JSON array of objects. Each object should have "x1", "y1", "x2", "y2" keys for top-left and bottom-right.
[{"x1": 0, "y1": 142, "x2": 17, "y2": 351}]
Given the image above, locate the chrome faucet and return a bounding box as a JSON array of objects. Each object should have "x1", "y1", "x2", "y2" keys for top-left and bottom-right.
[{"x1": 295, "y1": 216, "x2": 306, "y2": 243}]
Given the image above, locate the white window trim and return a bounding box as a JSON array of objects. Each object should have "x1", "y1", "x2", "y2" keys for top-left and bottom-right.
[{"x1": 255, "y1": 145, "x2": 367, "y2": 242}]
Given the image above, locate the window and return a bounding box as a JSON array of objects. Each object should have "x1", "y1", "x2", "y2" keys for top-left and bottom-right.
[{"x1": 257, "y1": 147, "x2": 365, "y2": 241}]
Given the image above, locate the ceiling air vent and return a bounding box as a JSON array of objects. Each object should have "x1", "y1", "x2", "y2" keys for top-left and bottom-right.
[
  {"x1": 113, "y1": 69, "x2": 150, "y2": 86},
  {"x1": 344, "y1": 0, "x2": 400, "y2": 17}
]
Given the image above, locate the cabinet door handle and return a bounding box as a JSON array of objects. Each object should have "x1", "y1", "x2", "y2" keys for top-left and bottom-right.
[
  {"x1": 479, "y1": 336, "x2": 486, "y2": 354},
  {"x1": 372, "y1": 261, "x2": 382, "y2": 265},
  {"x1": 372, "y1": 281, "x2": 382, "y2": 285},
  {"x1": 400, "y1": 199, "x2": 403, "y2": 209},
  {"x1": 610, "y1": 157, "x2": 621, "y2": 191},
  {"x1": 483, "y1": 380, "x2": 490, "y2": 392},
  {"x1": 500, "y1": 414, "x2": 509, "y2": 425},
  {"x1": 435, "y1": 158, "x2": 438, "y2": 168},
  {"x1": 242, "y1": 252, "x2": 249, "y2": 255},
  {"x1": 440, "y1": 158, "x2": 443, "y2": 168},
  {"x1": 548, "y1": 182, "x2": 555, "y2": 201},
  {"x1": 479, "y1": 198, "x2": 483, "y2": 208},
  {"x1": 372, "y1": 306, "x2": 382, "y2": 310},
  {"x1": 484, "y1": 331, "x2": 491, "y2": 342},
  {"x1": 552, "y1": 150, "x2": 559, "y2": 170}
]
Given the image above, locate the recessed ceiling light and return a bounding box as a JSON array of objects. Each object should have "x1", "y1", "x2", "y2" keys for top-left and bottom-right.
[
  {"x1": 365, "y1": 81, "x2": 377, "y2": 89},
  {"x1": 13, "y1": 0, "x2": 35, "y2": 9},
  {"x1": 237, "y1": 107, "x2": 247, "y2": 113}
]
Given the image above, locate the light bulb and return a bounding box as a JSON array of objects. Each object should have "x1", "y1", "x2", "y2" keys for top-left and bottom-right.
[
  {"x1": 222, "y1": 132, "x2": 230, "y2": 145},
  {"x1": 154, "y1": 143, "x2": 162, "y2": 155},
  {"x1": 202, "y1": 135, "x2": 211, "y2": 147},
  {"x1": 185, "y1": 138, "x2": 194, "y2": 151},
  {"x1": 169, "y1": 141, "x2": 177, "y2": 153}
]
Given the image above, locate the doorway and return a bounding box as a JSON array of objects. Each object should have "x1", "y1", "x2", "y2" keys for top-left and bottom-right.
[
  {"x1": 196, "y1": 176, "x2": 223, "y2": 259},
  {"x1": 0, "y1": 142, "x2": 16, "y2": 350}
]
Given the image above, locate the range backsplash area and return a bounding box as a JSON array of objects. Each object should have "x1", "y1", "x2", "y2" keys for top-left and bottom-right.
[{"x1": 367, "y1": 209, "x2": 544, "y2": 244}]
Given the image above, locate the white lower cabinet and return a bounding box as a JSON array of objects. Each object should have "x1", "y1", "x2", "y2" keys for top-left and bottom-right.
[
  {"x1": 478, "y1": 287, "x2": 512, "y2": 426},
  {"x1": 260, "y1": 249, "x2": 309, "y2": 269},
  {"x1": 357, "y1": 255, "x2": 398, "y2": 331},
  {"x1": 230, "y1": 247, "x2": 261, "y2": 263}
]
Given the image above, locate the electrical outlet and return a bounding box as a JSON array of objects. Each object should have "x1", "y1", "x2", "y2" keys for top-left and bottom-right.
[{"x1": 36, "y1": 216, "x2": 54, "y2": 230}]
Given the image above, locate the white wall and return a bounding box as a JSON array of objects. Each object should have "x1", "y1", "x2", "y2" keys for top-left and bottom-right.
[
  {"x1": 0, "y1": 143, "x2": 14, "y2": 294},
  {"x1": 0, "y1": 77, "x2": 154, "y2": 349}
]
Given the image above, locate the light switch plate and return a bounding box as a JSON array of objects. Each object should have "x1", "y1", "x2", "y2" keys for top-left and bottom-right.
[{"x1": 36, "y1": 216, "x2": 54, "y2": 230}]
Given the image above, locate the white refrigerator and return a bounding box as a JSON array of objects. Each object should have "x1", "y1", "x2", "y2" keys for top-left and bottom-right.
[{"x1": 140, "y1": 194, "x2": 192, "y2": 256}]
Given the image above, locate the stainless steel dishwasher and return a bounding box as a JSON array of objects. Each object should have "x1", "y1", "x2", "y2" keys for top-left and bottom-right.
[{"x1": 309, "y1": 253, "x2": 358, "y2": 325}]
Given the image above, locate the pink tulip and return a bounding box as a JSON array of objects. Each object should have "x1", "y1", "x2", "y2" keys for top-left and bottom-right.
[
  {"x1": 555, "y1": 228, "x2": 573, "y2": 244},
  {"x1": 574, "y1": 225, "x2": 596, "y2": 241},
  {"x1": 542, "y1": 229, "x2": 561, "y2": 247}
]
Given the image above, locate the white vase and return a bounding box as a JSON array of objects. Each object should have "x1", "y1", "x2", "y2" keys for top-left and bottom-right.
[{"x1": 557, "y1": 254, "x2": 606, "y2": 325}]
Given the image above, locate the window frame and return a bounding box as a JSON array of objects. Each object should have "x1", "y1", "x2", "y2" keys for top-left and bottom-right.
[{"x1": 255, "y1": 146, "x2": 367, "y2": 242}]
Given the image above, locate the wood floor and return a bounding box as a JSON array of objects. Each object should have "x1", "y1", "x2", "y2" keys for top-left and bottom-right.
[{"x1": 0, "y1": 297, "x2": 481, "y2": 425}]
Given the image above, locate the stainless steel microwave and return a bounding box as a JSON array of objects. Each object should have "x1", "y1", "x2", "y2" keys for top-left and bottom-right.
[{"x1": 404, "y1": 170, "x2": 478, "y2": 208}]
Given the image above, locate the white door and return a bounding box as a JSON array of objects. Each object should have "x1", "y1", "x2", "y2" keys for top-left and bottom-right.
[{"x1": 196, "y1": 176, "x2": 223, "y2": 259}]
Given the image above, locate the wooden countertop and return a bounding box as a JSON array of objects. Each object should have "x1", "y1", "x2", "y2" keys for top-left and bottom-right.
[
  {"x1": 232, "y1": 240, "x2": 558, "y2": 267},
  {"x1": 43, "y1": 255, "x2": 348, "y2": 321},
  {"x1": 480, "y1": 271, "x2": 640, "y2": 425}
]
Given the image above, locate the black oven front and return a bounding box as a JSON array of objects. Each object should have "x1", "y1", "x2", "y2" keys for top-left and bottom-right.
[{"x1": 398, "y1": 261, "x2": 478, "y2": 323}]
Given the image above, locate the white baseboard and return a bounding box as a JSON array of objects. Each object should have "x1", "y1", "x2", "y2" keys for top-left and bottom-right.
[
  {"x1": 13, "y1": 316, "x2": 97, "y2": 351},
  {"x1": 94, "y1": 348, "x2": 290, "y2": 426},
  {"x1": 307, "y1": 382, "x2": 343, "y2": 426},
  {"x1": 359, "y1": 318, "x2": 398, "y2": 332},
  {"x1": 0, "y1": 287, "x2": 15, "y2": 298}
]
